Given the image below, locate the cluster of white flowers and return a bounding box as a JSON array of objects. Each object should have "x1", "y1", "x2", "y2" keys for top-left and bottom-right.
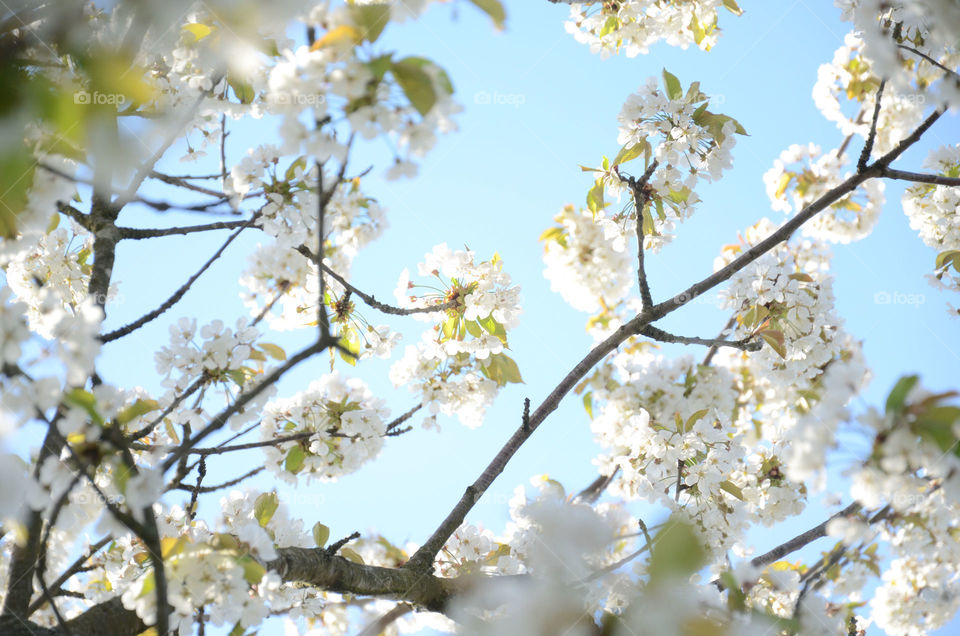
[
  {"x1": 714, "y1": 220, "x2": 868, "y2": 485},
  {"x1": 389, "y1": 335, "x2": 500, "y2": 429},
  {"x1": 541, "y1": 205, "x2": 635, "y2": 313},
  {"x1": 617, "y1": 77, "x2": 737, "y2": 183},
  {"x1": 259, "y1": 371, "x2": 388, "y2": 483},
  {"x1": 155, "y1": 317, "x2": 260, "y2": 391},
  {"x1": 388, "y1": 244, "x2": 522, "y2": 428},
  {"x1": 563, "y1": 0, "x2": 740, "y2": 58},
  {"x1": 264, "y1": 3, "x2": 460, "y2": 179},
  {"x1": 4, "y1": 225, "x2": 97, "y2": 338},
  {"x1": 836, "y1": 0, "x2": 960, "y2": 106},
  {"x1": 590, "y1": 354, "x2": 757, "y2": 555},
  {"x1": 846, "y1": 388, "x2": 960, "y2": 633},
  {"x1": 903, "y1": 145, "x2": 960, "y2": 252},
  {"x1": 239, "y1": 169, "x2": 387, "y2": 332},
  {"x1": 111, "y1": 495, "x2": 305, "y2": 634},
  {"x1": 813, "y1": 33, "x2": 926, "y2": 157},
  {"x1": 394, "y1": 243, "x2": 521, "y2": 328},
  {"x1": 763, "y1": 143, "x2": 885, "y2": 243}
]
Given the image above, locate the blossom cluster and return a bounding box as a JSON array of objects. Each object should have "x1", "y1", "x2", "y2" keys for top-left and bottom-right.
[
  {"x1": 390, "y1": 244, "x2": 522, "y2": 428},
  {"x1": 813, "y1": 33, "x2": 926, "y2": 157},
  {"x1": 763, "y1": 142, "x2": 885, "y2": 243},
  {"x1": 259, "y1": 371, "x2": 388, "y2": 482},
  {"x1": 836, "y1": 0, "x2": 960, "y2": 107},
  {"x1": 563, "y1": 0, "x2": 743, "y2": 58}
]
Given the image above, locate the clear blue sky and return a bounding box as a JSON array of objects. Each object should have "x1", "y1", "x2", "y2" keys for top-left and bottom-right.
[{"x1": 86, "y1": 1, "x2": 959, "y2": 633}]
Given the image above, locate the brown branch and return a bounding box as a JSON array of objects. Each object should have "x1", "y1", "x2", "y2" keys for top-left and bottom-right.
[
  {"x1": 28, "y1": 537, "x2": 112, "y2": 615},
  {"x1": 296, "y1": 245, "x2": 457, "y2": 316},
  {"x1": 100, "y1": 213, "x2": 260, "y2": 343},
  {"x1": 857, "y1": 80, "x2": 885, "y2": 172},
  {"x1": 702, "y1": 315, "x2": 738, "y2": 366},
  {"x1": 626, "y1": 160, "x2": 659, "y2": 309},
  {"x1": 405, "y1": 107, "x2": 946, "y2": 574},
  {"x1": 117, "y1": 218, "x2": 253, "y2": 239},
  {"x1": 649, "y1": 108, "x2": 944, "y2": 319},
  {"x1": 750, "y1": 502, "x2": 862, "y2": 568},
  {"x1": 160, "y1": 338, "x2": 331, "y2": 471},
  {"x1": 358, "y1": 603, "x2": 414, "y2": 636},
  {"x1": 641, "y1": 324, "x2": 761, "y2": 352},
  {"x1": 897, "y1": 44, "x2": 960, "y2": 81},
  {"x1": 879, "y1": 167, "x2": 960, "y2": 187},
  {"x1": 171, "y1": 466, "x2": 265, "y2": 494}
]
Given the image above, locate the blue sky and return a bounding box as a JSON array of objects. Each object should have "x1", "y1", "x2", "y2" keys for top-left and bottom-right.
[{"x1": 82, "y1": 1, "x2": 960, "y2": 633}]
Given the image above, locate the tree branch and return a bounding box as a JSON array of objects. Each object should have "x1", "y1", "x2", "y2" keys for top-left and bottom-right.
[
  {"x1": 100, "y1": 213, "x2": 260, "y2": 343},
  {"x1": 405, "y1": 107, "x2": 946, "y2": 574},
  {"x1": 750, "y1": 502, "x2": 862, "y2": 569},
  {"x1": 878, "y1": 167, "x2": 960, "y2": 187},
  {"x1": 116, "y1": 219, "x2": 253, "y2": 239},
  {"x1": 640, "y1": 324, "x2": 761, "y2": 352},
  {"x1": 296, "y1": 245, "x2": 457, "y2": 316}
]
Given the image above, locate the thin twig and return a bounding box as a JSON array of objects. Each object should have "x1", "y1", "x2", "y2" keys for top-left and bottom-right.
[
  {"x1": 625, "y1": 160, "x2": 659, "y2": 309},
  {"x1": 358, "y1": 603, "x2": 414, "y2": 636},
  {"x1": 296, "y1": 245, "x2": 456, "y2": 316},
  {"x1": 879, "y1": 167, "x2": 960, "y2": 187},
  {"x1": 117, "y1": 218, "x2": 253, "y2": 239},
  {"x1": 641, "y1": 324, "x2": 760, "y2": 352},
  {"x1": 897, "y1": 44, "x2": 960, "y2": 81},
  {"x1": 750, "y1": 502, "x2": 862, "y2": 568},
  {"x1": 857, "y1": 80, "x2": 885, "y2": 172},
  {"x1": 100, "y1": 213, "x2": 260, "y2": 343}
]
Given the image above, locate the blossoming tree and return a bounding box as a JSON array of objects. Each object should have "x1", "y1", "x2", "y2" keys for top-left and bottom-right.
[{"x1": 1, "y1": 1, "x2": 959, "y2": 635}]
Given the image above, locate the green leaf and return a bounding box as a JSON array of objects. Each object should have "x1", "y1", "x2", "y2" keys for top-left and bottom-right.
[
  {"x1": 720, "y1": 571, "x2": 746, "y2": 611},
  {"x1": 468, "y1": 0, "x2": 507, "y2": 29},
  {"x1": 254, "y1": 492, "x2": 279, "y2": 528},
  {"x1": 65, "y1": 389, "x2": 104, "y2": 427},
  {"x1": 340, "y1": 547, "x2": 364, "y2": 564},
  {"x1": 662, "y1": 68, "x2": 683, "y2": 101},
  {"x1": 684, "y1": 409, "x2": 710, "y2": 432},
  {"x1": 723, "y1": 0, "x2": 744, "y2": 15},
  {"x1": 599, "y1": 15, "x2": 619, "y2": 37},
  {"x1": 914, "y1": 406, "x2": 960, "y2": 454},
  {"x1": 758, "y1": 329, "x2": 787, "y2": 359},
  {"x1": 284, "y1": 157, "x2": 307, "y2": 182},
  {"x1": 284, "y1": 445, "x2": 306, "y2": 474},
  {"x1": 259, "y1": 342, "x2": 287, "y2": 361},
  {"x1": 612, "y1": 140, "x2": 648, "y2": 167},
  {"x1": 182, "y1": 23, "x2": 214, "y2": 42},
  {"x1": 366, "y1": 54, "x2": 394, "y2": 82},
  {"x1": 587, "y1": 179, "x2": 605, "y2": 213},
  {"x1": 583, "y1": 392, "x2": 594, "y2": 419},
  {"x1": 237, "y1": 554, "x2": 267, "y2": 585},
  {"x1": 441, "y1": 315, "x2": 459, "y2": 340},
  {"x1": 116, "y1": 399, "x2": 160, "y2": 426},
  {"x1": 480, "y1": 353, "x2": 524, "y2": 387},
  {"x1": 538, "y1": 226, "x2": 565, "y2": 243},
  {"x1": 465, "y1": 319, "x2": 483, "y2": 338},
  {"x1": 228, "y1": 76, "x2": 255, "y2": 104},
  {"x1": 649, "y1": 516, "x2": 706, "y2": 584},
  {"x1": 392, "y1": 57, "x2": 438, "y2": 116},
  {"x1": 478, "y1": 315, "x2": 508, "y2": 343},
  {"x1": 935, "y1": 249, "x2": 960, "y2": 273},
  {"x1": 719, "y1": 480, "x2": 745, "y2": 501},
  {"x1": 313, "y1": 522, "x2": 330, "y2": 548},
  {"x1": 0, "y1": 149, "x2": 36, "y2": 238},
  {"x1": 349, "y1": 3, "x2": 390, "y2": 43},
  {"x1": 886, "y1": 375, "x2": 919, "y2": 415}
]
